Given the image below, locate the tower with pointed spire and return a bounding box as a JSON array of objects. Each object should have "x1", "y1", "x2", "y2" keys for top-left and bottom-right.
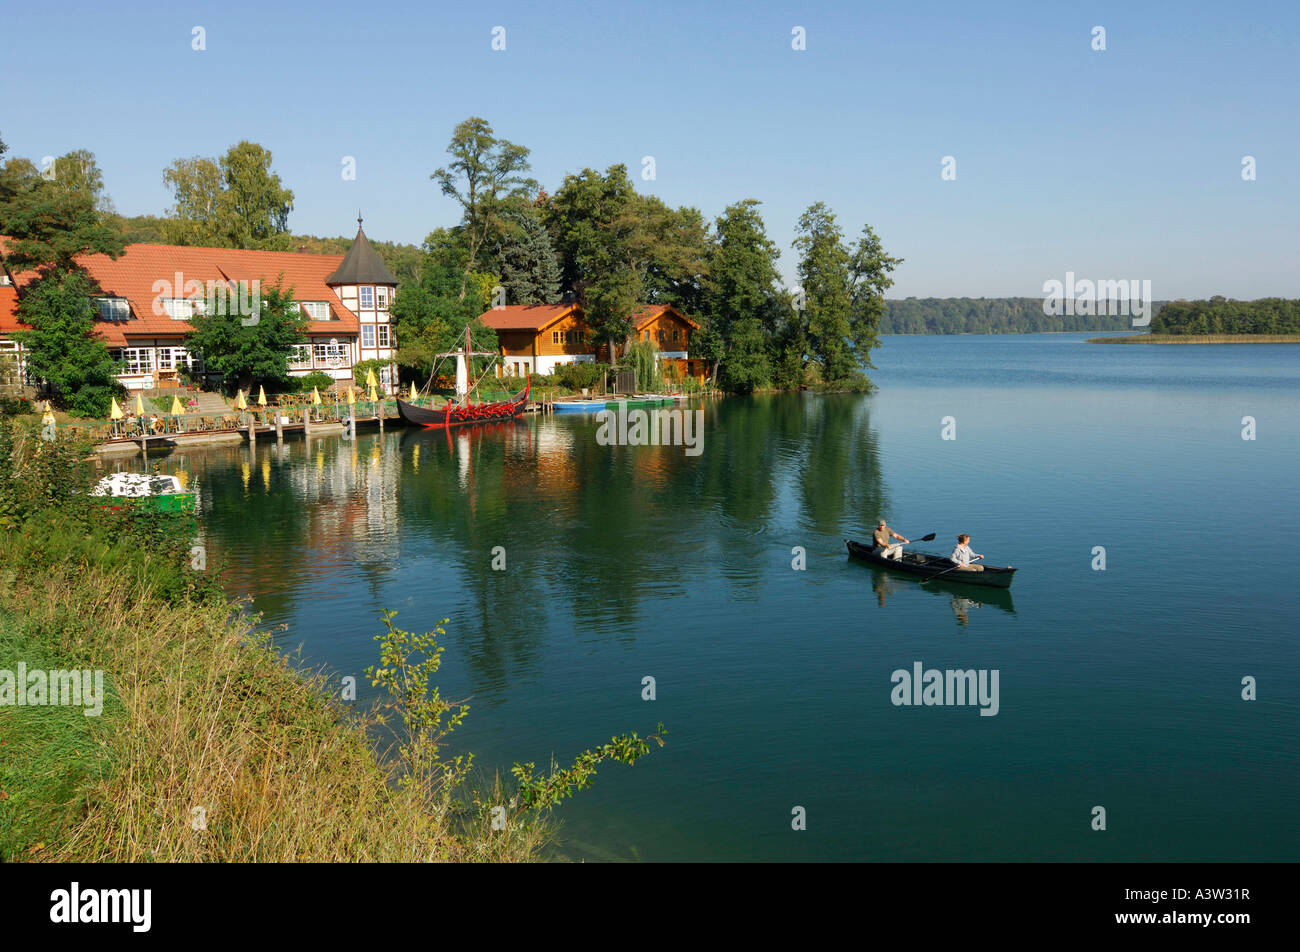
[{"x1": 325, "y1": 215, "x2": 399, "y2": 393}]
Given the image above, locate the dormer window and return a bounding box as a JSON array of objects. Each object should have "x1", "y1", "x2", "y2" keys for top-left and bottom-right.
[
  {"x1": 359, "y1": 286, "x2": 374, "y2": 309},
  {"x1": 376, "y1": 287, "x2": 388, "y2": 309},
  {"x1": 161, "y1": 298, "x2": 198, "y2": 321},
  {"x1": 302, "y1": 301, "x2": 332, "y2": 321},
  {"x1": 95, "y1": 297, "x2": 131, "y2": 322}
]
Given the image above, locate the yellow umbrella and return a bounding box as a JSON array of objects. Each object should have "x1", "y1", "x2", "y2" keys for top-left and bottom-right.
[
  {"x1": 109, "y1": 398, "x2": 124, "y2": 421},
  {"x1": 409, "y1": 382, "x2": 418, "y2": 401},
  {"x1": 235, "y1": 390, "x2": 247, "y2": 410},
  {"x1": 135, "y1": 393, "x2": 145, "y2": 415},
  {"x1": 311, "y1": 387, "x2": 322, "y2": 406},
  {"x1": 368, "y1": 383, "x2": 378, "y2": 402},
  {"x1": 169, "y1": 395, "x2": 184, "y2": 415},
  {"x1": 365, "y1": 368, "x2": 378, "y2": 387},
  {"x1": 346, "y1": 386, "x2": 355, "y2": 406},
  {"x1": 257, "y1": 385, "x2": 267, "y2": 406}
]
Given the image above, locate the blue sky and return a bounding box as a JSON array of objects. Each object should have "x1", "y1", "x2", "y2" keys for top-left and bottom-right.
[{"x1": 3, "y1": 0, "x2": 1296, "y2": 297}]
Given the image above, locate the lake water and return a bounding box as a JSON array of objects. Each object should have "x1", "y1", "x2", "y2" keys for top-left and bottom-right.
[{"x1": 120, "y1": 333, "x2": 1300, "y2": 860}]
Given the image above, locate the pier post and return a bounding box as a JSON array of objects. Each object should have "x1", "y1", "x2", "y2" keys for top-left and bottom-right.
[
  {"x1": 349, "y1": 402, "x2": 357, "y2": 439},
  {"x1": 275, "y1": 411, "x2": 284, "y2": 443},
  {"x1": 248, "y1": 412, "x2": 256, "y2": 447},
  {"x1": 303, "y1": 406, "x2": 312, "y2": 437}
]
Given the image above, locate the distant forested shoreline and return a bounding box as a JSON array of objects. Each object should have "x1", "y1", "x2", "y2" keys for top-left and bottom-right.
[
  {"x1": 880, "y1": 297, "x2": 1162, "y2": 335},
  {"x1": 1151, "y1": 297, "x2": 1300, "y2": 335}
]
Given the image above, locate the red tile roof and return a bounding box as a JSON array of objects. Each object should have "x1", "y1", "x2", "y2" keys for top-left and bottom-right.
[
  {"x1": 478, "y1": 304, "x2": 581, "y2": 331},
  {"x1": 0, "y1": 286, "x2": 27, "y2": 335},
  {"x1": 0, "y1": 241, "x2": 360, "y2": 347}
]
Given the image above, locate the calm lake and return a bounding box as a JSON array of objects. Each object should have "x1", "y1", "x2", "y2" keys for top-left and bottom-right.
[{"x1": 119, "y1": 333, "x2": 1300, "y2": 860}]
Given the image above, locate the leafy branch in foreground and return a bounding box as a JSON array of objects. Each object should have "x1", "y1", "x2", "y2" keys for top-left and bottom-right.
[
  {"x1": 508, "y1": 723, "x2": 668, "y2": 814},
  {"x1": 365, "y1": 610, "x2": 472, "y2": 799},
  {"x1": 365, "y1": 610, "x2": 666, "y2": 827}
]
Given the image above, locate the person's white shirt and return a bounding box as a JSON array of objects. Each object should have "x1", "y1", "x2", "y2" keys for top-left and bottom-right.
[{"x1": 951, "y1": 543, "x2": 974, "y2": 565}]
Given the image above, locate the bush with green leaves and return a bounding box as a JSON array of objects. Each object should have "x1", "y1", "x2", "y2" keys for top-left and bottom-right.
[
  {"x1": 288, "y1": 371, "x2": 336, "y2": 395},
  {"x1": 365, "y1": 609, "x2": 666, "y2": 830}
]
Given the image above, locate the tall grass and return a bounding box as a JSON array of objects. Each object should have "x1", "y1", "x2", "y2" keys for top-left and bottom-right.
[{"x1": 0, "y1": 418, "x2": 661, "y2": 862}]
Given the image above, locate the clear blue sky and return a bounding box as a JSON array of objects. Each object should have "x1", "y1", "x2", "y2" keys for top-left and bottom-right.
[{"x1": 4, "y1": 0, "x2": 1296, "y2": 298}]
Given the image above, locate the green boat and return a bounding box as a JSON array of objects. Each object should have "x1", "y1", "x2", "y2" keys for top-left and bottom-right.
[
  {"x1": 616, "y1": 396, "x2": 675, "y2": 409},
  {"x1": 91, "y1": 473, "x2": 197, "y2": 513}
]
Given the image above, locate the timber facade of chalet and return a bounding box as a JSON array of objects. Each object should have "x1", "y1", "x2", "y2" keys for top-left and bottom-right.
[
  {"x1": 478, "y1": 302, "x2": 708, "y2": 381},
  {"x1": 0, "y1": 221, "x2": 399, "y2": 393}
]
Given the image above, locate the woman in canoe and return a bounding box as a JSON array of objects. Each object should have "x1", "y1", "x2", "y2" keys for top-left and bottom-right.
[{"x1": 951, "y1": 534, "x2": 984, "y2": 572}]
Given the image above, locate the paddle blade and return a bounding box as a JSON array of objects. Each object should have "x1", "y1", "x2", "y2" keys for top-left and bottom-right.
[{"x1": 918, "y1": 533, "x2": 936, "y2": 542}]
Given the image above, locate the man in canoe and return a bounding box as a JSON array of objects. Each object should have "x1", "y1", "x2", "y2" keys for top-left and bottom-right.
[
  {"x1": 950, "y1": 534, "x2": 984, "y2": 572},
  {"x1": 873, "y1": 519, "x2": 909, "y2": 560}
]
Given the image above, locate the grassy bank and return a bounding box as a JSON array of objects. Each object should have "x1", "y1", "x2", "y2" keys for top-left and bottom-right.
[
  {"x1": 1087, "y1": 333, "x2": 1300, "y2": 344},
  {"x1": 0, "y1": 419, "x2": 662, "y2": 861}
]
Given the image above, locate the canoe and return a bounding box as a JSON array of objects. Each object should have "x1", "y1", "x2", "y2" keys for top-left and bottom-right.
[
  {"x1": 396, "y1": 380, "x2": 529, "y2": 429},
  {"x1": 845, "y1": 539, "x2": 1017, "y2": 589},
  {"x1": 552, "y1": 400, "x2": 607, "y2": 412}
]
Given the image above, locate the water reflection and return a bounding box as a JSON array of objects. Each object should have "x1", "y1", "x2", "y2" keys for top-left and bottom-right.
[
  {"x1": 107, "y1": 395, "x2": 893, "y2": 686},
  {"x1": 861, "y1": 561, "x2": 1016, "y2": 624}
]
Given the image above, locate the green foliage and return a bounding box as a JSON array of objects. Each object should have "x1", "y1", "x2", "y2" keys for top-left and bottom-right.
[
  {"x1": 365, "y1": 611, "x2": 472, "y2": 800},
  {"x1": 390, "y1": 240, "x2": 498, "y2": 378},
  {"x1": 1150, "y1": 297, "x2": 1298, "y2": 335},
  {"x1": 546, "y1": 165, "x2": 641, "y2": 357},
  {"x1": 510, "y1": 722, "x2": 667, "y2": 813},
  {"x1": 184, "y1": 280, "x2": 308, "y2": 392},
  {"x1": 880, "y1": 297, "x2": 1137, "y2": 334},
  {"x1": 0, "y1": 147, "x2": 124, "y2": 273},
  {"x1": 623, "y1": 340, "x2": 664, "y2": 392},
  {"x1": 554, "y1": 361, "x2": 607, "y2": 391},
  {"x1": 13, "y1": 271, "x2": 123, "y2": 417},
  {"x1": 0, "y1": 416, "x2": 222, "y2": 607},
  {"x1": 702, "y1": 200, "x2": 783, "y2": 391},
  {"x1": 288, "y1": 371, "x2": 335, "y2": 394},
  {"x1": 162, "y1": 142, "x2": 294, "y2": 249},
  {"x1": 351, "y1": 359, "x2": 391, "y2": 388},
  {"x1": 364, "y1": 608, "x2": 667, "y2": 827},
  {"x1": 788, "y1": 202, "x2": 900, "y2": 391},
  {"x1": 432, "y1": 118, "x2": 538, "y2": 297},
  {"x1": 498, "y1": 211, "x2": 561, "y2": 305}
]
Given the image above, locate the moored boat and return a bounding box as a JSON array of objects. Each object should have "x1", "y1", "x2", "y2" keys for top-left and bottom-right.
[
  {"x1": 552, "y1": 399, "x2": 607, "y2": 412},
  {"x1": 91, "y1": 473, "x2": 196, "y2": 513},
  {"x1": 396, "y1": 379, "x2": 530, "y2": 429},
  {"x1": 845, "y1": 539, "x2": 1017, "y2": 589}
]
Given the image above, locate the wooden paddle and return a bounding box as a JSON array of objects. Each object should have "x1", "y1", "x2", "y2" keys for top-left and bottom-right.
[{"x1": 920, "y1": 552, "x2": 984, "y2": 584}]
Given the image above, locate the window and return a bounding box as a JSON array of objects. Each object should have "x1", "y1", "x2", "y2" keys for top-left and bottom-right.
[
  {"x1": 289, "y1": 344, "x2": 312, "y2": 368},
  {"x1": 359, "y1": 286, "x2": 374, "y2": 309},
  {"x1": 377, "y1": 324, "x2": 390, "y2": 347},
  {"x1": 120, "y1": 348, "x2": 154, "y2": 374},
  {"x1": 361, "y1": 325, "x2": 376, "y2": 348},
  {"x1": 161, "y1": 298, "x2": 197, "y2": 321},
  {"x1": 376, "y1": 287, "x2": 388, "y2": 309},
  {"x1": 95, "y1": 298, "x2": 130, "y2": 322},
  {"x1": 313, "y1": 341, "x2": 346, "y2": 366},
  {"x1": 643, "y1": 330, "x2": 649, "y2": 341},
  {"x1": 157, "y1": 347, "x2": 190, "y2": 371},
  {"x1": 552, "y1": 331, "x2": 559, "y2": 344},
  {"x1": 673, "y1": 328, "x2": 680, "y2": 342},
  {"x1": 303, "y1": 301, "x2": 332, "y2": 321},
  {"x1": 658, "y1": 329, "x2": 665, "y2": 342}
]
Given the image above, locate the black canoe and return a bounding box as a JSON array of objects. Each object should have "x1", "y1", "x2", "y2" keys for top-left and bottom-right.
[
  {"x1": 396, "y1": 379, "x2": 530, "y2": 429},
  {"x1": 846, "y1": 539, "x2": 1017, "y2": 589}
]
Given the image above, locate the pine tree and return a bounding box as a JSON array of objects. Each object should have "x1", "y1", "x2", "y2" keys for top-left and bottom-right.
[{"x1": 498, "y1": 213, "x2": 561, "y2": 305}]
